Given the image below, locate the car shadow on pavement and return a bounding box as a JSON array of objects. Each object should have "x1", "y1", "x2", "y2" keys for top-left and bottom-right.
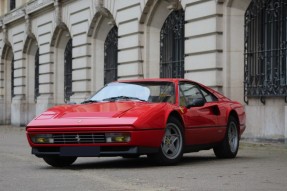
[{"x1": 37, "y1": 153, "x2": 258, "y2": 170}]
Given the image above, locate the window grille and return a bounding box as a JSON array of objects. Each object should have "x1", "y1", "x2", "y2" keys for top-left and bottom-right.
[
  {"x1": 10, "y1": 0, "x2": 15, "y2": 10},
  {"x1": 244, "y1": 0, "x2": 287, "y2": 104},
  {"x1": 64, "y1": 38, "x2": 73, "y2": 102},
  {"x1": 160, "y1": 9, "x2": 185, "y2": 78},
  {"x1": 35, "y1": 49, "x2": 40, "y2": 102},
  {"x1": 104, "y1": 26, "x2": 118, "y2": 85}
]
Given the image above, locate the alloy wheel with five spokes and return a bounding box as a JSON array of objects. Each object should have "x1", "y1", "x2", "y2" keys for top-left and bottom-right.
[
  {"x1": 149, "y1": 117, "x2": 184, "y2": 165},
  {"x1": 162, "y1": 123, "x2": 183, "y2": 160}
]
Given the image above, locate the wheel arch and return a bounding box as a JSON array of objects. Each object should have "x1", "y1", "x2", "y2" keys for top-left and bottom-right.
[
  {"x1": 228, "y1": 110, "x2": 240, "y2": 134},
  {"x1": 167, "y1": 110, "x2": 184, "y2": 129}
]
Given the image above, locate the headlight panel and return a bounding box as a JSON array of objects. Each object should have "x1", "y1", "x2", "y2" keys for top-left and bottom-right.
[
  {"x1": 30, "y1": 134, "x2": 54, "y2": 144},
  {"x1": 105, "y1": 133, "x2": 131, "y2": 143}
]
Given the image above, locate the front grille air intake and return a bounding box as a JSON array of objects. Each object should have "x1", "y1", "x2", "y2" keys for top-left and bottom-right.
[{"x1": 52, "y1": 133, "x2": 106, "y2": 144}]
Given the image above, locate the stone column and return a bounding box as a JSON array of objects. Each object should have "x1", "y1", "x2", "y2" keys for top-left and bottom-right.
[{"x1": 0, "y1": 22, "x2": 4, "y2": 124}]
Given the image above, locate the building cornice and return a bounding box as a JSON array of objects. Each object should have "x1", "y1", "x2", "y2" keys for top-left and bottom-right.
[
  {"x1": 3, "y1": 7, "x2": 25, "y2": 24},
  {"x1": 26, "y1": 0, "x2": 54, "y2": 14},
  {"x1": 0, "y1": 0, "x2": 56, "y2": 26}
]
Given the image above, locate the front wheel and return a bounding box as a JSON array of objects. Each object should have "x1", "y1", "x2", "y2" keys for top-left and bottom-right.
[
  {"x1": 213, "y1": 116, "x2": 239, "y2": 158},
  {"x1": 43, "y1": 156, "x2": 77, "y2": 167},
  {"x1": 149, "y1": 117, "x2": 184, "y2": 165}
]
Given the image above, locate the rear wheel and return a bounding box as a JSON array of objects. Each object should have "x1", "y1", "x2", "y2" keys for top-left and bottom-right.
[
  {"x1": 149, "y1": 117, "x2": 184, "y2": 165},
  {"x1": 213, "y1": 116, "x2": 239, "y2": 158},
  {"x1": 43, "y1": 156, "x2": 77, "y2": 167}
]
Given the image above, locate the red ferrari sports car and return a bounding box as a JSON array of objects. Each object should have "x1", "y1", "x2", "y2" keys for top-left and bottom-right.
[{"x1": 26, "y1": 78, "x2": 246, "y2": 167}]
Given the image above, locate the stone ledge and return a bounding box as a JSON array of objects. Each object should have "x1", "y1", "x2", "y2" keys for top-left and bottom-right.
[
  {"x1": 1, "y1": 0, "x2": 54, "y2": 25},
  {"x1": 26, "y1": 0, "x2": 54, "y2": 14}
]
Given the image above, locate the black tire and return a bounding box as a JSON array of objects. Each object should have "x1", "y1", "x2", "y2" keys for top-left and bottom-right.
[
  {"x1": 213, "y1": 116, "x2": 239, "y2": 158},
  {"x1": 149, "y1": 117, "x2": 184, "y2": 165},
  {"x1": 43, "y1": 156, "x2": 77, "y2": 167}
]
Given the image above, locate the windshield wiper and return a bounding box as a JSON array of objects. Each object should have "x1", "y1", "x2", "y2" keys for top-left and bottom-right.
[
  {"x1": 81, "y1": 100, "x2": 98, "y2": 104},
  {"x1": 102, "y1": 96, "x2": 146, "y2": 102}
]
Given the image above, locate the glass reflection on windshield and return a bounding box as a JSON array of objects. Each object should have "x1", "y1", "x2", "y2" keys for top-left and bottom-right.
[{"x1": 89, "y1": 82, "x2": 175, "y2": 103}]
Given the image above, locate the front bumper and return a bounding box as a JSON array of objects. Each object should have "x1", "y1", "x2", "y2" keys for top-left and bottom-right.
[
  {"x1": 32, "y1": 146, "x2": 158, "y2": 157},
  {"x1": 27, "y1": 128, "x2": 164, "y2": 157}
]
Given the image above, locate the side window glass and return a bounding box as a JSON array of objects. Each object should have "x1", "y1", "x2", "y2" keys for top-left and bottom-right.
[
  {"x1": 199, "y1": 88, "x2": 218, "y2": 102},
  {"x1": 179, "y1": 88, "x2": 186, "y2": 106},
  {"x1": 179, "y1": 83, "x2": 204, "y2": 106}
]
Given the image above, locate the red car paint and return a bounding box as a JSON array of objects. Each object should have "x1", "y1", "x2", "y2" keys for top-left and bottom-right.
[{"x1": 26, "y1": 78, "x2": 246, "y2": 157}]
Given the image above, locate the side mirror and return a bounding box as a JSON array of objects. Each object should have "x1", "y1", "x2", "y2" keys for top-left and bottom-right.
[{"x1": 186, "y1": 98, "x2": 205, "y2": 109}]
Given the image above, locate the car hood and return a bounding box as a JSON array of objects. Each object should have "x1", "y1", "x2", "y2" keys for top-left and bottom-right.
[
  {"x1": 48, "y1": 102, "x2": 141, "y2": 118},
  {"x1": 27, "y1": 101, "x2": 166, "y2": 128}
]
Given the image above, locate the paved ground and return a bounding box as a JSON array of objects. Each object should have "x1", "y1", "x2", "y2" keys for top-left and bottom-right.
[{"x1": 0, "y1": 125, "x2": 287, "y2": 191}]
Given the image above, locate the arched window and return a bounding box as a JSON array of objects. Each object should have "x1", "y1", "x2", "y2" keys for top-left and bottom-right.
[
  {"x1": 244, "y1": 0, "x2": 287, "y2": 102},
  {"x1": 34, "y1": 49, "x2": 39, "y2": 102},
  {"x1": 160, "y1": 9, "x2": 185, "y2": 78},
  {"x1": 64, "y1": 38, "x2": 73, "y2": 102},
  {"x1": 11, "y1": 56, "x2": 14, "y2": 99},
  {"x1": 104, "y1": 26, "x2": 118, "y2": 84}
]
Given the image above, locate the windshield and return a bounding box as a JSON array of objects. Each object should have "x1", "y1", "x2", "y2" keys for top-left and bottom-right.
[{"x1": 88, "y1": 82, "x2": 175, "y2": 103}]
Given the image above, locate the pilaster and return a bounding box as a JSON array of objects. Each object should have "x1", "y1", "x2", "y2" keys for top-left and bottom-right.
[
  {"x1": 116, "y1": 1, "x2": 143, "y2": 80},
  {"x1": 68, "y1": 0, "x2": 94, "y2": 103},
  {"x1": 184, "y1": 0, "x2": 223, "y2": 91}
]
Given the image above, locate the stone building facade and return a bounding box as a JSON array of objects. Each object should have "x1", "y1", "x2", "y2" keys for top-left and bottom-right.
[{"x1": 0, "y1": 0, "x2": 286, "y2": 141}]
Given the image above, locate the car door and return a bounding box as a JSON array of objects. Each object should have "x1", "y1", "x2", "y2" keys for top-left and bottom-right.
[{"x1": 179, "y1": 82, "x2": 225, "y2": 145}]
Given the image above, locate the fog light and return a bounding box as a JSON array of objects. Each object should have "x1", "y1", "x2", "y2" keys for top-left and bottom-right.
[
  {"x1": 105, "y1": 133, "x2": 130, "y2": 143},
  {"x1": 31, "y1": 134, "x2": 54, "y2": 144}
]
